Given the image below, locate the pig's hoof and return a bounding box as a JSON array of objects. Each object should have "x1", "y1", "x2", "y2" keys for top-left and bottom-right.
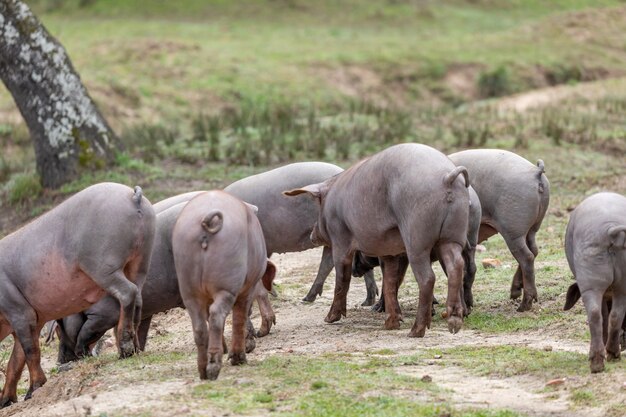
[
  {"x1": 510, "y1": 287, "x2": 522, "y2": 300},
  {"x1": 257, "y1": 316, "x2": 275, "y2": 337},
  {"x1": 590, "y1": 356, "x2": 605, "y2": 373},
  {"x1": 516, "y1": 296, "x2": 534, "y2": 312},
  {"x1": 206, "y1": 363, "x2": 222, "y2": 380},
  {"x1": 245, "y1": 337, "x2": 256, "y2": 354},
  {"x1": 324, "y1": 310, "x2": 342, "y2": 323},
  {"x1": 0, "y1": 396, "x2": 17, "y2": 408},
  {"x1": 447, "y1": 316, "x2": 463, "y2": 334},
  {"x1": 408, "y1": 326, "x2": 426, "y2": 338},
  {"x1": 302, "y1": 293, "x2": 318, "y2": 303},
  {"x1": 303, "y1": 287, "x2": 322, "y2": 303},
  {"x1": 606, "y1": 350, "x2": 620, "y2": 362},
  {"x1": 118, "y1": 340, "x2": 136, "y2": 359},
  {"x1": 361, "y1": 296, "x2": 375, "y2": 307},
  {"x1": 229, "y1": 352, "x2": 247, "y2": 366},
  {"x1": 384, "y1": 316, "x2": 402, "y2": 330},
  {"x1": 371, "y1": 299, "x2": 385, "y2": 313}
]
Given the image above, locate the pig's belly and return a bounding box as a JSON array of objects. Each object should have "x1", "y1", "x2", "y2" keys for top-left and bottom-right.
[{"x1": 26, "y1": 254, "x2": 106, "y2": 321}]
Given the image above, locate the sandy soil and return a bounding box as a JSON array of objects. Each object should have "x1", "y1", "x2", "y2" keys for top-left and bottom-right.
[{"x1": 0, "y1": 248, "x2": 624, "y2": 417}]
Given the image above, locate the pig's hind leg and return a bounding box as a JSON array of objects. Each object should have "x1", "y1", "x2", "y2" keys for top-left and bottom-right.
[
  {"x1": 582, "y1": 288, "x2": 606, "y2": 373},
  {"x1": 185, "y1": 298, "x2": 210, "y2": 380},
  {"x1": 85, "y1": 267, "x2": 139, "y2": 359},
  {"x1": 206, "y1": 291, "x2": 236, "y2": 380},
  {"x1": 606, "y1": 292, "x2": 626, "y2": 361},
  {"x1": 230, "y1": 289, "x2": 255, "y2": 365},
  {"x1": 0, "y1": 290, "x2": 46, "y2": 406},
  {"x1": 303, "y1": 246, "x2": 334, "y2": 303},
  {"x1": 407, "y1": 252, "x2": 436, "y2": 338},
  {"x1": 380, "y1": 255, "x2": 408, "y2": 330},
  {"x1": 503, "y1": 234, "x2": 538, "y2": 312},
  {"x1": 437, "y1": 242, "x2": 465, "y2": 334}
]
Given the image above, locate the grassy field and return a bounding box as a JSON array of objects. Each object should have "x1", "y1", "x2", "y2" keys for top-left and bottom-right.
[{"x1": 1, "y1": 1, "x2": 626, "y2": 416}]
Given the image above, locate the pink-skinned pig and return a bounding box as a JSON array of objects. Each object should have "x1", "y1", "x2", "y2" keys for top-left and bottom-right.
[
  {"x1": 173, "y1": 190, "x2": 275, "y2": 380},
  {"x1": 0, "y1": 182, "x2": 155, "y2": 407}
]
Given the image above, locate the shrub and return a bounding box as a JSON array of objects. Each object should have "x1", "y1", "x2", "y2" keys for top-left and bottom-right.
[
  {"x1": 5, "y1": 172, "x2": 42, "y2": 205},
  {"x1": 478, "y1": 66, "x2": 512, "y2": 98}
]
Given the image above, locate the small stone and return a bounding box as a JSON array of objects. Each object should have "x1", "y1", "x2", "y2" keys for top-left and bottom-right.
[
  {"x1": 287, "y1": 348, "x2": 294, "y2": 353},
  {"x1": 547, "y1": 227, "x2": 555, "y2": 233},
  {"x1": 421, "y1": 375, "x2": 432, "y2": 382},
  {"x1": 434, "y1": 354, "x2": 442, "y2": 359},
  {"x1": 482, "y1": 258, "x2": 502, "y2": 269},
  {"x1": 546, "y1": 378, "x2": 566, "y2": 386},
  {"x1": 179, "y1": 406, "x2": 190, "y2": 414},
  {"x1": 427, "y1": 360, "x2": 435, "y2": 365},
  {"x1": 543, "y1": 345, "x2": 553, "y2": 352},
  {"x1": 441, "y1": 311, "x2": 448, "y2": 319},
  {"x1": 622, "y1": 382, "x2": 626, "y2": 390},
  {"x1": 476, "y1": 244, "x2": 487, "y2": 253}
]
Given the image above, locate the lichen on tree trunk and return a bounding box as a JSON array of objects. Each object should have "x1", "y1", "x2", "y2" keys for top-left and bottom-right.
[{"x1": 0, "y1": 0, "x2": 118, "y2": 188}]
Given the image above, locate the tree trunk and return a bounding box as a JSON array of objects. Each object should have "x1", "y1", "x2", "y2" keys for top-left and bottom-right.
[{"x1": 0, "y1": 0, "x2": 118, "y2": 188}]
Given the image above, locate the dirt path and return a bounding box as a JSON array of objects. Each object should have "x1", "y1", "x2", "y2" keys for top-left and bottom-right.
[
  {"x1": 496, "y1": 77, "x2": 626, "y2": 112},
  {"x1": 1, "y1": 248, "x2": 621, "y2": 417}
]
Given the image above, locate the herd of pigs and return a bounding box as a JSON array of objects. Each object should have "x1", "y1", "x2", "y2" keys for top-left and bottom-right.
[{"x1": 0, "y1": 143, "x2": 625, "y2": 408}]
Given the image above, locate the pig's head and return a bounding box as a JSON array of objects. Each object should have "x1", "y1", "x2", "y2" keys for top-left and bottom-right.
[{"x1": 283, "y1": 179, "x2": 334, "y2": 247}]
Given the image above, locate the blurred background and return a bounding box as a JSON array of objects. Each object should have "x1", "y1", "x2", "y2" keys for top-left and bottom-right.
[{"x1": 1, "y1": 0, "x2": 625, "y2": 231}]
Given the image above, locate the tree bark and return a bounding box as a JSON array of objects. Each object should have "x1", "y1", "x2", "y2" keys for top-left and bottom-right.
[{"x1": 0, "y1": 0, "x2": 117, "y2": 188}]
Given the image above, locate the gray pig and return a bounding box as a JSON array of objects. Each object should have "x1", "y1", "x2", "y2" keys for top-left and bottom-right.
[
  {"x1": 563, "y1": 192, "x2": 626, "y2": 373},
  {"x1": 224, "y1": 162, "x2": 378, "y2": 307},
  {"x1": 55, "y1": 202, "x2": 187, "y2": 363},
  {"x1": 55, "y1": 192, "x2": 267, "y2": 363},
  {"x1": 285, "y1": 143, "x2": 470, "y2": 337},
  {"x1": 0, "y1": 183, "x2": 155, "y2": 407},
  {"x1": 154, "y1": 190, "x2": 276, "y2": 337},
  {"x1": 357, "y1": 185, "x2": 482, "y2": 314},
  {"x1": 448, "y1": 149, "x2": 550, "y2": 312},
  {"x1": 173, "y1": 191, "x2": 275, "y2": 380}
]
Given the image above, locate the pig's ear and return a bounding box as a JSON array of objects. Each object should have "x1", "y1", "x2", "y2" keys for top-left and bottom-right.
[
  {"x1": 282, "y1": 183, "x2": 323, "y2": 199},
  {"x1": 261, "y1": 261, "x2": 277, "y2": 291},
  {"x1": 608, "y1": 226, "x2": 626, "y2": 249},
  {"x1": 244, "y1": 202, "x2": 259, "y2": 214}
]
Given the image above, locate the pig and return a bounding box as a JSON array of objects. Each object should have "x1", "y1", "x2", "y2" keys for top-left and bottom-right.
[
  {"x1": 173, "y1": 191, "x2": 275, "y2": 380},
  {"x1": 285, "y1": 143, "x2": 470, "y2": 337},
  {"x1": 54, "y1": 202, "x2": 187, "y2": 364},
  {"x1": 155, "y1": 190, "x2": 277, "y2": 337},
  {"x1": 563, "y1": 192, "x2": 626, "y2": 373},
  {"x1": 354, "y1": 185, "x2": 482, "y2": 315},
  {"x1": 55, "y1": 191, "x2": 269, "y2": 363},
  {"x1": 0, "y1": 183, "x2": 155, "y2": 407},
  {"x1": 448, "y1": 149, "x2": 550, "y2": 312},
  {"x1": 224, "y1": 162, "x2": 378, "y2": 308}
]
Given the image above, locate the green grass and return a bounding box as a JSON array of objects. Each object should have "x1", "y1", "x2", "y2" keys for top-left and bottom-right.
[
  {"x1": 4, "y1": 172, "x2": 43, "y2": 204},
  {"x1": 413, "y1": 345, "x2": 626, "y2": 381},
  {"x1": 2, "y1": 0, "x2": 621, "y2": 125},
  {"x1": 190, "y1": 354, "x2": 520, "y2": 417},
  {"x1": 570, "y1": 389, "x2": 596, "y2": 406}
]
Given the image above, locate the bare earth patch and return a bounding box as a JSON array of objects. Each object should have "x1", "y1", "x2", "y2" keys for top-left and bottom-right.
[{"x1": 2, "y1": 246, "x2": 625, "y2": 417}]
